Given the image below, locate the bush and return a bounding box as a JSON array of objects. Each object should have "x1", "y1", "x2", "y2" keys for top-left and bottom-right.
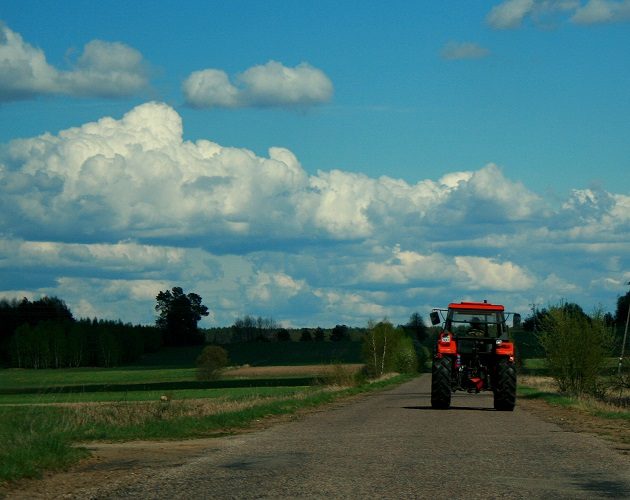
[
  {"x1": 413, "y1": 343, "x2": 431, "y2": 372},
  {"x1": 394, "y1": 335, "x2": 418, "y2": 374},
  {"x1": 362, "y1": 321, "x2": 418, "y2": 378},
  {"x1": 322, "y1": 363, "x2": 360, "y2": 387},
  {"x1": 196, "y1": 345, "x2": 229, "y2": 381},
  {"x1": 538, "y1": 306, "x2": 613, "y2": 395}
]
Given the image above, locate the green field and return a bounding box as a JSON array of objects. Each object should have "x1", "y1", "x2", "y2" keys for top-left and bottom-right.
[
  {"x1": 0, "y1": 366, "x2": 197, "y2": 390},
  {"x1": 0, "y1": 385, "x2": 314, "y2": 405},
  {"x1": 0, "y1": 343, "x2": 411, "y2": 486}
]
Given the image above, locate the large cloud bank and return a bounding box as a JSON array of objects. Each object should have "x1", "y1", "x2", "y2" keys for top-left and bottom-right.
[
  {"x1": 0, "y1": 23, "x2": 149, "y2": 101},
  {"x1": 1, "y1": 102, "x2": 628, "y2": 325}
]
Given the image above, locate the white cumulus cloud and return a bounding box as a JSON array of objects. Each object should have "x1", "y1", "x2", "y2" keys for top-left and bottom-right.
[
  {"x1": 183, "y1": 60, "x2": 333, "y2": 109},
  {"x1": 0, "y1": 102, "x2": 628, "y2": 326},
  {"x1": 454, "y1": 256, "x2": 535, "y2": 291},
  {"x1": 0, "y1": 22, "x2": 149, "y2": 102}
]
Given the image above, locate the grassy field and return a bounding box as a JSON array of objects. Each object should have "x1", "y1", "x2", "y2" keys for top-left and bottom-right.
[
  {"x1": 0, "y1": 359, "x2": 409, "y2": 486},
  {"x1": 0, "y1": 366, "x2": 197, "y2": 390},
  {"x1": 0, "y1": 363, "x2": 364, "y2": 405}
]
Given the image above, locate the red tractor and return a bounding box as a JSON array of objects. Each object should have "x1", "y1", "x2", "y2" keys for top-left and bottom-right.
[{"x1": 429, "y1": 301, "x2": 521, "y2": 411}]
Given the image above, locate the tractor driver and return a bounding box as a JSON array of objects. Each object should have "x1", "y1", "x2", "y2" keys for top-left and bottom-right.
[{"x1": 468, "y1": 317, "x2": 485, "y2": 337}]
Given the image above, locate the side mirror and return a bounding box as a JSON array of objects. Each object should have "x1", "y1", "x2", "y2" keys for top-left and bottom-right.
[
  {"x1": 512, "y1": 313, "x2": 521, "y2": 328},
  {"x1": 430, "y1": 311, "x2": 441, "y2": 326}
]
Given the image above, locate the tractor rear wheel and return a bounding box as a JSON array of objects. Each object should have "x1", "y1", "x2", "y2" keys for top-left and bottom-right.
[
  {"x1": 494, "y1": 360, "x2": 516, "y2": 411},
  {"x1": 431, "y1": 357, "x2": 452, "y2": 409}
]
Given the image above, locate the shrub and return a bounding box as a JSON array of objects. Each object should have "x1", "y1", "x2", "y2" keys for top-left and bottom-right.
[
  {"x1": 413, "y1": 342, "x2": 431, "y2": 372},
  {"x1": 538, "y1": 306, "x2": 613, "y2": 395},
  {"x1": 394, "y1": 335, "x2": 418, "y2": 374},
  {"x1": 196, "y1": 345, "x2": 229, "y2": 381},
  {"x1": 362, "y1": 321, "x2": 418, "y2": 377},
  {"x1": 323, "y1": 363, "x2": 359, "y2": 387}
]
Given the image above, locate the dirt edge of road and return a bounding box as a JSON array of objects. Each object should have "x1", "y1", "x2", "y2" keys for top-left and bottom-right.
[{"x1": 3, "y1": 384, "x2": 629, "y2": 499}]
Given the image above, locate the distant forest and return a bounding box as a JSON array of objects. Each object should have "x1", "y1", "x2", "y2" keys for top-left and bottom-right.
[{"x1": 0, "y1": 296, "x2": 374, "y2": 369}]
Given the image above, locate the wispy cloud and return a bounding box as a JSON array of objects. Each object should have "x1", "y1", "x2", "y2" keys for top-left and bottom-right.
[
  {"x1": 486, "y1": 0, "x2": 630, "y2": 29},
  {"x1": 571, "y1": 0, "x2": 630, "y2": 24},
  {"x1": 0, "y1": 22, "x2": 150, "y2": 102},
  {"x1": 182, "y1": 60, "x2": 333, "y2": 109},
  {"x1": 440, "y1": 41, "x2": 490, "y2": 60}
]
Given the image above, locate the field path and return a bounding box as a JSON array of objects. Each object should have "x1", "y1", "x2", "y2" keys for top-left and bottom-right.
[{"x1": 9, "y1": 375, "x2": 630, "y2": 499}]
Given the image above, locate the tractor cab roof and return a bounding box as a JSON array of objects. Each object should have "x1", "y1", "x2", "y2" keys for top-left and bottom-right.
[{"x1": 447, "y1": 301, "x2": 504, "y2": 312}]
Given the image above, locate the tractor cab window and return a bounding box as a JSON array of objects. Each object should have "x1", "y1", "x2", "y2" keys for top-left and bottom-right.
[{"x1": 446, "y1": 311, "x2": 504, "y2": 338}]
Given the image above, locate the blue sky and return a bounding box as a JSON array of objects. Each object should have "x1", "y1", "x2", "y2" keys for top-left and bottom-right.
[{"x1": 0, "y1": 1, "x2": 629, "y2": 327}]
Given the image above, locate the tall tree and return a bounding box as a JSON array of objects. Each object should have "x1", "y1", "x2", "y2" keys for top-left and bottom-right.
[
  {"x1": 330, "y1": 324, "x2": 348, "y2": 342},
  {"x1": 404, "y1": 312, "x2": 428, "y2": 343},
  {"x1": 155, "y1": 287, "x2": 209, "y2": 346},
  {"x1": 313, "y1": 327, "x2": 325, "y2": 342}
]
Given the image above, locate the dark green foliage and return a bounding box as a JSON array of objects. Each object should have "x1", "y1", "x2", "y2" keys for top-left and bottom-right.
[
  {"x1": 615, "y1": 290, "x2": 630, "y2": 340},
  {"x1": 225, "y1": 341, "x2": 363, "y2": 366},
  {"x1": 231, "y1": 315, "x2": 277, "y2": 342},
  {"x1": 362, "y1": 321, "x2": 418, "y2": 377},
  {"x1": 129, "y1": 342, "x2": 364, "y2": 368},
  {"x1": 0, "y1": 297, "x2": 73, "y2": 365},
  {"x1": 330, "y1": 324, "x2": 348, "y2": 342},
  {"x1": 403, "y1": 312, "x2": 428, "y2": 343},
  {"x1": 7, "y1": 316, "x2": 161, "y2": 369},
  {"x1": 276, "y1": 328, "x2": 291, "y2": 342},
  {"x1": 511, "y1": 329, "x2": 545, "y2": 359},
  {"x1": 313, "y1": 327, "x2": 325, "y2": 341},
  {"x1": 523, "y1": 307, "x2": 551, "y2": 333},
  {"x1": 155, "y1": 287, "x2": 209, "y2": 346},
  {"x1": 196, "y1": 346, "x2": 229, "y2": 381},
  {"x1": 414, "y1": 343, "x2": 431, "y2": 372},
  {"x1": 538, "y1": 305, "x2": 614, "y2": 395},
  {"x1": 299, "y1": 329, "x2": 313, "y2": 341}
]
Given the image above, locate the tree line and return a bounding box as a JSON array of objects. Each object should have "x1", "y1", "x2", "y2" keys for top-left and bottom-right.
[
  {"x1": 205, "y1": 318, "x2": 368, "y2": 344},
  {"x1": 0, "y1": 297, "x2": 163, "y2": 368},
  {"x1": 3, "y1": 285, "x2": 626, "y2": 372},
  {"x1": 0, "y1": 287, "x2": 432, "y2": 369}
]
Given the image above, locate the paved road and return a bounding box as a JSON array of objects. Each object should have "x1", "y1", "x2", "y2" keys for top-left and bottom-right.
[{"x1": 74, "y1": 375, "x2": 630, "y2": 498}]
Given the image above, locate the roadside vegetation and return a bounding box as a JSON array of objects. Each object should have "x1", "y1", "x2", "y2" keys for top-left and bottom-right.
[
  {"x1": 0, "y1": 312, "x2": 423, "y2": 486},
  {"x1": 516, "y1": 297, "x2": 630, "y2": 445},
  {"x1": 0, "y1": 363, "x2": 410, "y2": 485}
]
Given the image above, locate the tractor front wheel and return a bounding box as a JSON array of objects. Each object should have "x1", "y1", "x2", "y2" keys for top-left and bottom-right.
[
  {"x1": 494, "y1": 360, "x2": 516, "y2": 411},
  {"x1": 431, "y1": 356, "x2": 452, "y2": 409}
]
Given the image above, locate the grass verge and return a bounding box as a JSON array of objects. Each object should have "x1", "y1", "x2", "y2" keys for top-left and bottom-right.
[
  {"x1": 0, "y1": 373, "x2": 412, "y2": 486},
  {"x1": 518, "y1": 376, "x2": 630, "y2": 449},
  {"x1": 518, "y1": 376, "x2": 629, "y2": 421}
]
